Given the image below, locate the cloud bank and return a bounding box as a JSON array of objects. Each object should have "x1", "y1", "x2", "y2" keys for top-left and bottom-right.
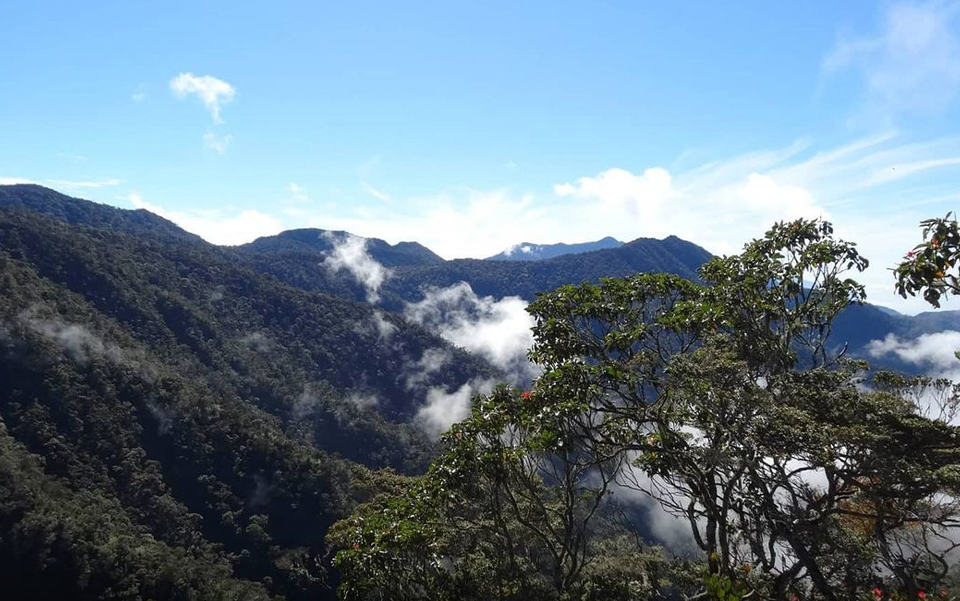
[
  {"x1": 128, "y1": 192, "x2": 282, "y2": 246},
  {"x1": 866, "y1": 330, "x2": 960, "y2": 379}
]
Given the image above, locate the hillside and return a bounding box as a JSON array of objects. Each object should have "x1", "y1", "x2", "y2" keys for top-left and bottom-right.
[
  {"x1": 2, "y1": 185, "x2": 959, "y2": 598},
  {"x1": 0, "y1": 188, "x2": 497, "y2": 600}
]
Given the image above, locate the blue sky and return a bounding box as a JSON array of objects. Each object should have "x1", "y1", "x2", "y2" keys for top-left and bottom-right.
[{"x1": 4, "y1": 1, "x2": 960, "y2": 311}]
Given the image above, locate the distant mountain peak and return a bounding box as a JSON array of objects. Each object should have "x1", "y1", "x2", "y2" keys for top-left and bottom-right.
[{"x1": 486, "y1": 236, "x2": 623, "y2": 262}]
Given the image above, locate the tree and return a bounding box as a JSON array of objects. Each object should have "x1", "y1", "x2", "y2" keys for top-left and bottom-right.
[
  {"x1": 528, "y1": 220, "x2": 960, "y2": 599},
  {"x1": 894, "y1": 213, "x2": 960, "y2": 308},
  {"x1": 327, "y1": 386, "x2": 685, "y2": 601},
  {"x1": 332, "y1": 219, "x2": 960, "y2": 600}
]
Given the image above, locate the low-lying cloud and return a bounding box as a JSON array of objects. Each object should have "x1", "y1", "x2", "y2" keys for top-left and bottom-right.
[
  {"x1": 415, "y1": 377, "x2": 496, "y2": 438},
  {"x1": 404, "y1": 282, "x2": 538, "y2": 385},
  {"x1": 866, "y1": 330, "x2": 960, "y2": 378},
  {"x1": 22, "y1": 314, "x2": 124, "y2": 364},
  {"x1": 403, "y1": 347, "x2": 452, "y2": 390},
  {"x1": 321, "y1": 232, "x2": 391, "y2": 303}
]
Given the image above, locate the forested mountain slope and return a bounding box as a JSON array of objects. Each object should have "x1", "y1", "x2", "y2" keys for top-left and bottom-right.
[
  {"x1": 0, "y1": 191, "x2": 497, "y2": 600},
  {"x1": 1, "y1": 185, "x2": 959, "y2": 599}
]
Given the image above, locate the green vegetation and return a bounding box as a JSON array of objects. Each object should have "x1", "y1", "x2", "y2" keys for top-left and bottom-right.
[
  {"x1": 2, "y1": 185, "x2": 960, "y2": 600},
  {"x1": 895, "y1": 212, "x2": 960, "y2": 308},
  {"x1": 0, "y1": 188, "x2": 496, "y2": 600},
  {"x1": 331, "y1": 220, "x2": 960, "y2": 600}
]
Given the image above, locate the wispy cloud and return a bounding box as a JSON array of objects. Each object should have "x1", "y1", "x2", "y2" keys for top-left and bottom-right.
[
  {"x1": 361, "y1": 181, "x2": 392, "y2": 203},
  {"x1": 170, "y1": 72, "x2": 236, "y2": 123},
  {"x1": 203, "y1": 131, "x2": 232, "y2": 154},
  {"x1": 321, "y1": 232, "x2": 391, "y2": 303},
  {"x1": 0, "y1": 177, "x2": 37, "y2": 185},
  {"x1": 288, "y1": 182, "x2": 309, "y2": 202},
  {"x1": 317, "y1": 132, "x2": 960, "y2": 312},
  {"x1": 824, "y1": 1, "x2": 960, "y2": 116},
  {"x1": 47, "y1": 178, "x2": 123, "y2": 189},
  {"x1": 56, "y1": 152, "x2": 87, "y2": 162},
  {"x1": 866, "y1": 330, "x2": 960, "y2": 378}
]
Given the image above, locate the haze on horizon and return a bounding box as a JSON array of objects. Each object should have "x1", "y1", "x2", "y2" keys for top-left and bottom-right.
[{"x1": 4, "y1": 1, "x2": 960, "y2": 313}]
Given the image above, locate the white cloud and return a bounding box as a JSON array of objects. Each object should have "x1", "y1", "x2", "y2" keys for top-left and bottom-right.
[
  {"x1": 866, "y1": 330, "x2": 960, "y2": 376},
  {"x1": 738, "y1": 173, "x2": 826, "y2": 221},
  {"x1": 128, "y1": 192, "x2": 282, "y2": 246},
  {"x1": 203, "y1": 131, "x2": 232, "y2": 154},
  {"x1": 404, "y1": 282, "x2": 538, "y2": 384},
  {"x1": 0, "y1": 177, "x2": 37, "y2": 185},
  {"x1": 321, "y1": 232, "x2": 391, "y2": 303},
  {"x1": 170, "y1": 72, "x2": 236, "y2": 123},
  {"x1": 321, "y1": 188, "x2": 549, "y2": 260},
  {"x1": 20, "y1": 313, "x2": 124, "y2": 364},
  {"x1": 404, "y1": 347, "x2": 452, "y2": 390},
  {"x1": 47, "y1": 179, "x2": 123, "y2": 189},
  {"x1": 554, "y1": 166, "x2": 676, "y2": 224},
  {"x1": 824, "y1": 1, "x2": 960, "y2": 115},
  {"x1": 371, "y1": 310, "x2": 397, "y2": 342},
  {"x1": 288, "y1": 182, "x2": 309, "y2": 202},
  {"x1": 345, "y1": 392, "x2": 380, "y2": 410},
  {"x1": 283, "y1": 207, "x2": 308, "y2": 218},
  {"x1": 361, "y1": 181, "x2": 392, "y2": 203},
  {"x1": 415, "y1": 378, "x2": 496, "y2": 438},
  {"x1": 293, "y1": 131, "x2": 960, "y2": 312}
]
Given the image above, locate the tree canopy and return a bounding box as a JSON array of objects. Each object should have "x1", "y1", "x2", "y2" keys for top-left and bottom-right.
[{"x1": 331, "y1": 220, "x2": 960, "y2": 601}]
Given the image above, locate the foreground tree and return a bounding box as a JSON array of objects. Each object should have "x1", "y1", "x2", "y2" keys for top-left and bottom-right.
[
  {"x1": 332, "y1": 220, "x2": 960, "y2": 600},
  {"x1": 895, "y1": 213, "x2": 960, "y2": 307},
  {"x1": 327, "y1": 386, "x2": 691, "y2": 601}
]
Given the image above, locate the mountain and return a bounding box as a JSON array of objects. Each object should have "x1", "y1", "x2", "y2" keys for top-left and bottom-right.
[
  {"x1": 485, "y1": 236, "x2": 623, "y2": 261},
  {"x1": 242, "y1": 228, "x2": 444, "y2": 267},
  {"x1": 241, "y1": 231, "x2": 712, "y2": 310},
  {"x1": 2, "y1": 185, "x2": 959, "y2": 599},
  {"x1": 233, "y1": 206, "x2": 960, "y2": 371},
  {"x1": 0, "y1": 186, "x2": 496, "y2": 600},
  {"x1": 0, "y1": 184, "x2": 202, "y2": 242}
]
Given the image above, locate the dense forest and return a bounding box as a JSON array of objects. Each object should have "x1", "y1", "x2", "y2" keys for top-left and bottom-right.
[{"x1": 1, "y1": 185, "x2": 959, "y2": 600}]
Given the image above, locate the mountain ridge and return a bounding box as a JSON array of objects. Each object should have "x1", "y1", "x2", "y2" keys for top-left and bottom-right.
[{"x1": 486, "y1": 235, "x2": 623, "y2": 261}]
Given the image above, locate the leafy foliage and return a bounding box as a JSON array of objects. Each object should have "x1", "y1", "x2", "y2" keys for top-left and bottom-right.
[
  {"x1": 333, "y1": 219, "x2": 960, "y2": 601},
  {"x1": 895, "y1": 213, "x2": 960, "y2": 308}
]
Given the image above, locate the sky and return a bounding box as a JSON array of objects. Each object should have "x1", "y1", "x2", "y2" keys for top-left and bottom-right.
[{"x1": 4, "y1": 1, "x2": 960, "y2": 312}]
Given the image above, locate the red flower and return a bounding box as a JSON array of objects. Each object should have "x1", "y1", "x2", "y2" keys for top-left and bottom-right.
[
  {"x1": 873, "y1": 588, "x2": 883, "y2": 600},
  {"x1": 520, "y1": 391, "x2": 532, "y2": 399},
  {"x1": 906, "y1": 250, "x2": 918, "y2": 258},
  {"x1": 918, "y1": 592, "x2": 927, "y2": 600},
  {"x1": 789, "y1": 595, "x2": 799, "y2": 601}
]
